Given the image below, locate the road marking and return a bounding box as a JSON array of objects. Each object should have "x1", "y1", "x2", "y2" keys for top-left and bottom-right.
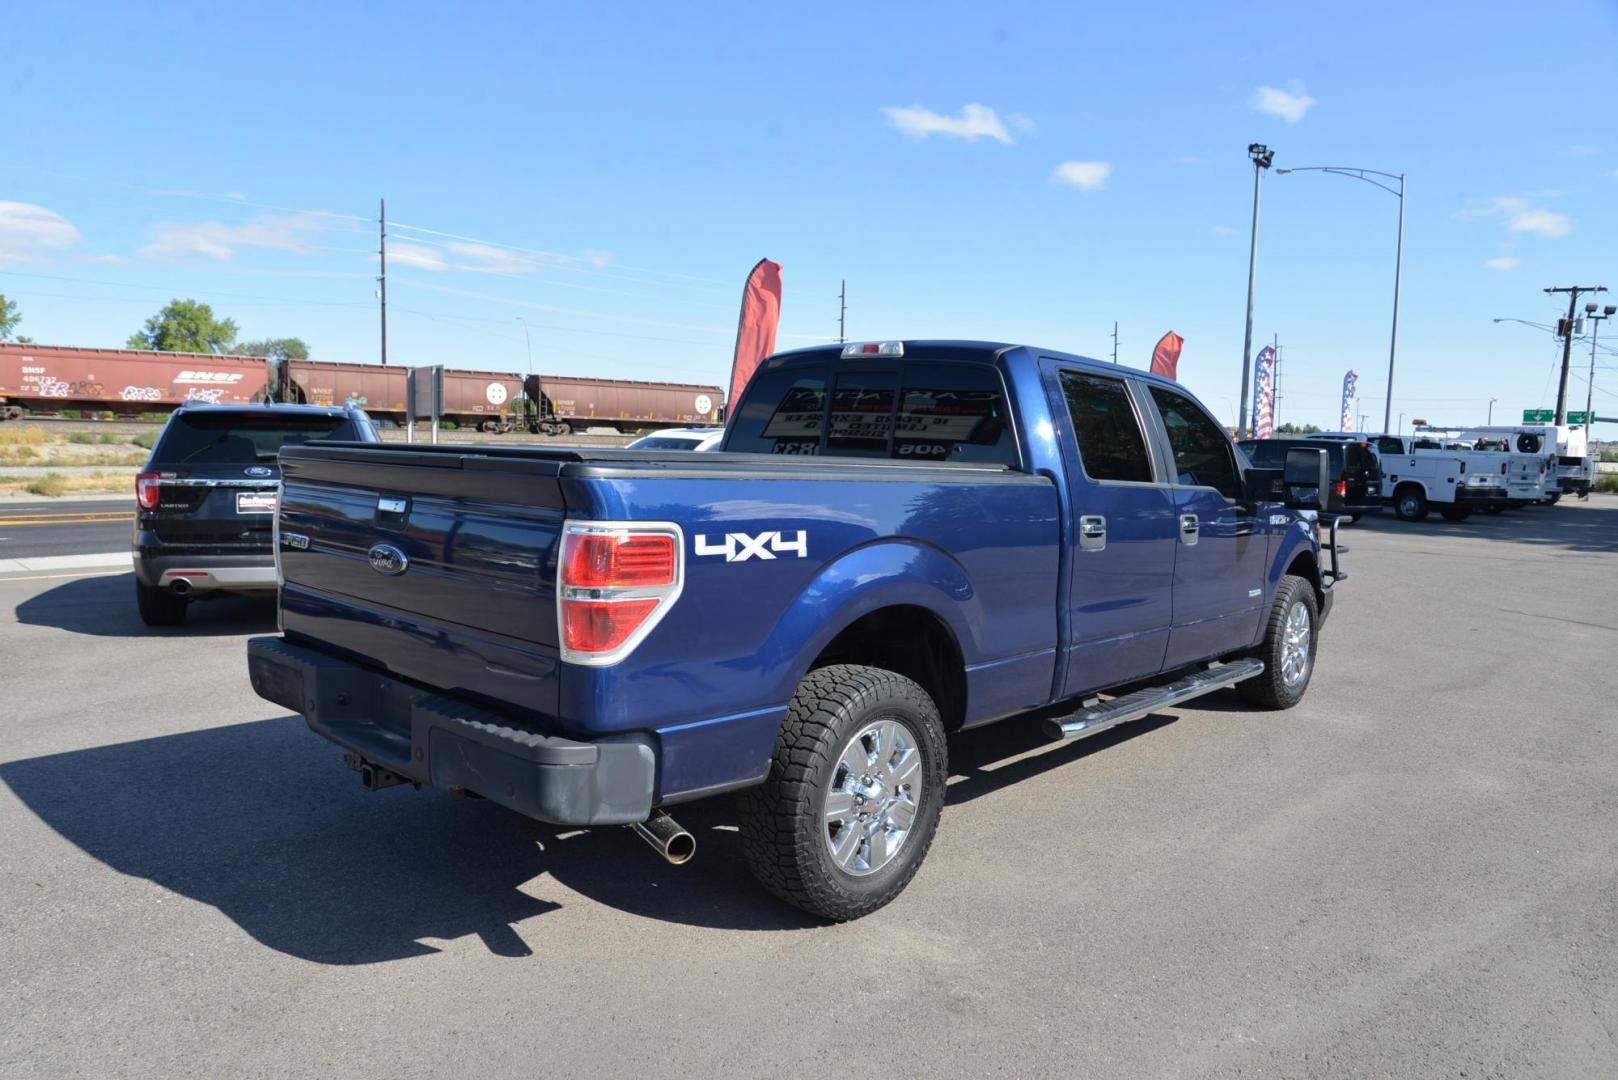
[
  {"x1": 0, "y1": 551, "x2": 133, "y2": 574},
  {"x1": 0, "y1": 569, "x2": 131, "y2": 583},
  {"x1": 0, "y1": 514, "x2": 131, "y2": 526}
]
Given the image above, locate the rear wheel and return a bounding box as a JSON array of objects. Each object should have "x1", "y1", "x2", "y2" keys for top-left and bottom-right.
[
  {"x1": 1546, "y1": 492, "x2": 1562, "y2": 505},
  {"x1": 738, "y1": 664, "x2": 947, "y2": 921},
  {"x1": 135, "y1": 581, "x2": 188, "y2": 626},
  {"x1": 1393, "y1": 486, "x2": 1429, "y2": 521},
  {"x1": 1439, "y1": 505, "x2": 1473, "y2": 522},
  {"x1": 1238, "y1": 575, "x2": 1318, "y2": 710},
  {"x1": 1482, "y1": 505, "x2": 1504, "y2": 515}
]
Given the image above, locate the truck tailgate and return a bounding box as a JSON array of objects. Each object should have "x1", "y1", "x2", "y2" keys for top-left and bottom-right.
[{"x1": 276, "y1": 444, "x2": 568, "y2": 720}]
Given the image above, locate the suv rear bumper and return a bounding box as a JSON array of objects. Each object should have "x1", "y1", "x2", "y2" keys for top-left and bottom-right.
[
  {"x1": 133, "y1": 544, "x2": 277, "y2": 592},
  {"x1": 246, "y1": 636, "x2": 655, "y2": 826}
]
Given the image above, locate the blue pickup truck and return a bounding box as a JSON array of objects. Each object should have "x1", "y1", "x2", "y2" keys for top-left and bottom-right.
[{"x1": 248, "y1": 341, "x2": 1344, "y2": 920}]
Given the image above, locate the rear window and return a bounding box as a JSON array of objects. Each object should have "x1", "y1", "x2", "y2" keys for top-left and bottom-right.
[
  {"x1": 1239, "y1": 440, "x2": 1347, "y2": 474},
  {"x1": 153, "y1": 411, "x2": 369, "y2": 465},
  {"x1": 630, "y1": 435, "x2": 705, "y2": 450},
  {"x1": 726, "y1": 360, "x2": 1017, "y2": 466}
]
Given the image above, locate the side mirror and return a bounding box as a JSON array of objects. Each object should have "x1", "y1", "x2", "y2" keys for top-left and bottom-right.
[{"x1": 1282, "y1": 447, "x2": 1331, "y2": 511}]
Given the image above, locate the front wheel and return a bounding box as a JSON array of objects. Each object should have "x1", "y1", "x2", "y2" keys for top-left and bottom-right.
[
  {"x1": 1238, "y1": 575, "x2": 1318, "y2": 710},
  {"x1": 738, "y1": 665, "x2": 948, "y2": 921},
  {"x1": 1393, "y1": 487, "x2": 1429, "y2": 521}
]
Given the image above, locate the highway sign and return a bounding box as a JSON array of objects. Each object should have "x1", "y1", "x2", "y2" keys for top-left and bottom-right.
[{"x1": 1522, "y1": 409, "x2": 1554, "y2": 422}]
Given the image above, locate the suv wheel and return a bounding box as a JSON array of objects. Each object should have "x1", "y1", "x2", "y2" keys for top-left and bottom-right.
[
  {"x1": 738, "y1": 665, "x2": 947, "y2": 921},
  {"x1": 135, "y1": 581, "x2": 188, "y2": 626}
]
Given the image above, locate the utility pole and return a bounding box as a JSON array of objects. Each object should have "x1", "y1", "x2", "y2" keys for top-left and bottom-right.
[
  {"x1": 1238, "y1": 144, "x2": 1275, "y2": 437},
  {"x1": 1545, "y1": 284, "x2": 1606, "y2": 423},
  {"x1": 378, "y1": 198, "x2": 389, "y2": 366},
  {"x1": 838, "y1": 280, "x2": 847, "y2": 344},
  {"x1": 1587, "y1": 304, "x2": 1616, "y2": 441},
  {"x1": 1111, "y1": 322, "x2": 1119, "y2": 364}
]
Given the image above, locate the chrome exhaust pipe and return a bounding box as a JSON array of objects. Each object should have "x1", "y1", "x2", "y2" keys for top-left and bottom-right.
[
  {"x1": 631, "y1": 810, "x2": 695, "y2": 865},
  {"x1": 169, "y1": 578, "x2": 192, "y2": 596}
]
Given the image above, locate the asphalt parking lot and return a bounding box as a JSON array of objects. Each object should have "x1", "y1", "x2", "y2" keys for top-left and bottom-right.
[{"x1": 1, "y1": 499, "x2": 1614, "y2": 1078}]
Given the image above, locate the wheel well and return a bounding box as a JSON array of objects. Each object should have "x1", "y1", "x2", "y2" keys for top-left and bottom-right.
[
  {"x1": 1284, "y1": 552, "x2": 1324, "y2": 605},
  {"x1": 1393, "y1": 481, "x2": 1424, "y2": 499},
  {"x1": 809, "y1": 606, "x2": 967, "y2": 730}
]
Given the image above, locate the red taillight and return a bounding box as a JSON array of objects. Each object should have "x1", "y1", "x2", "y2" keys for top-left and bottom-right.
[
  {"x1": 135, "y1": 471, "x2": 160, "y2": 511},
  {"x1": 1335, "y1": 480, "x2": 1347, "y2": 497},
  {"x1": 562, "y1": 599, "x2": 660, "y2": 654},
  {"x1": 558, "y1": 524, "x2": 682, "y2": 664},
  {"x1": 562, "y1": 533, "x2": 675, "y2": 588}
]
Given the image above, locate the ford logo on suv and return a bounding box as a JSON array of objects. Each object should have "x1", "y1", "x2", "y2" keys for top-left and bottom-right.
[
  {"x1": 367, "y1": 544, "x2": 409, "y2": 576},
  {"x1": 244, "y1": 465, "x2": 273, "y2": 477}
]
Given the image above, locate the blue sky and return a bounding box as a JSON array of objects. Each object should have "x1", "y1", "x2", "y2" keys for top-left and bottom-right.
[{"x1": 4, "y1": 0, "x2": 1617, "y2": 430}]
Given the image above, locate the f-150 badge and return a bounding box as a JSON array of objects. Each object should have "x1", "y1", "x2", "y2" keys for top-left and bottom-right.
[{"x1": 695, "y1": 530, "x2": 808, "y2": 562}]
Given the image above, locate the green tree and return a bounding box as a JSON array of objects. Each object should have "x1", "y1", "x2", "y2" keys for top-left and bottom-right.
[
  {"x1": 1276, "y1": 421, "x2": 1322, "y2": 435},
  {"x1": 0, "y1": 293, "x2": 20, "y2": 341},
  {"x1": 232, "y1": 337, "x2": 310, "y2": 360},
  {"x1": 127, "y1": 299, "x2": 238, "y2": 353}
]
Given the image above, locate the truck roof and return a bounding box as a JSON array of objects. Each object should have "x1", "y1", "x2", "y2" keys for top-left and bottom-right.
[{"x1": 764, "y1": 339, "x2": 1182, "y2": 389}]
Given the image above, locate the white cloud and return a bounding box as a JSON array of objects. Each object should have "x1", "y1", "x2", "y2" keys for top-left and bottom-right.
[
  {"x1": 388, "y1": 242, "x2": 447, "y2": 271},
  {"x1": 138, "y1": 213, "x2": 328, "y2": 260},
  {"x1": 1570, "y1": 144, "x2": 1598, "y2": 156},
  {"x1": 1050, "y1": 161, "x2": 1112, "y2": 190},
  {"x1": 1484, "y1": 256, "x2": 1520, "y2": 271},
  {"x1": 1459, "y1": 194, "x2": 1573, "y2": 239},
  {"x1": 1507, "y1": 208, "x2": 1571, "y2": 237},
  {"x1": 0, "y1": 202, "x2": 82, "y2": 265},
  {"x1": 1251, "y1": 83, "x2": 1317, "y2": 124},
  {"x1": 1205, "y1": 225, "x2": 1238, "y2": 237},
  {"x1": 881, "y1": 103, "x2": 1018, "y2": 144}
]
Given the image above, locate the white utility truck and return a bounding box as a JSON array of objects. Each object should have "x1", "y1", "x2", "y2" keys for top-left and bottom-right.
[{"x1": 1312, "y1": 433, "x2": 1508, "y2": 521}]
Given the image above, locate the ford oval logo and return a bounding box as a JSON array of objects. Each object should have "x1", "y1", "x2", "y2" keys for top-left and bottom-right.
[
  {"x1": 367, "y1": 544, "x2": 409, "y2": 576},
  {"x1": 244, "y1": 465, "x2": 273, "y2": 477}
]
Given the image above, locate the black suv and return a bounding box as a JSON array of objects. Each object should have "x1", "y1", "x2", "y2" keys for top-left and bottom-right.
[
  {"x1": 1237, "y1": 437, "x2": 1384, "y2": 521},
  {"x1": 133, "y1": 403, "x2": 379, "y2": 626}
]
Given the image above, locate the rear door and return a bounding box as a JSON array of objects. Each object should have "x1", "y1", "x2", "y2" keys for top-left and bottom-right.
[
  {"x1": 1143, "y1": 385, "x2": 1270, "y2": 668},
  {"x1": 1042, "y1": 362, "x2": 1178, "y2": 695}
]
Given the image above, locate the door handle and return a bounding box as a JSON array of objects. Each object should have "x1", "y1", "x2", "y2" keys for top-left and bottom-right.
[
  {"x1": 1079, "y1": 514, "x2": 1106, "y2": 551},
  {"x1": 1179, "y1": 513, "x2": 1199, "y2": 545}
]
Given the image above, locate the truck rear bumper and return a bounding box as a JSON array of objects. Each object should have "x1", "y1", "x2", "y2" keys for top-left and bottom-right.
[{"x1": 246, "y1": 636, "x2": 655, "y2": 826}]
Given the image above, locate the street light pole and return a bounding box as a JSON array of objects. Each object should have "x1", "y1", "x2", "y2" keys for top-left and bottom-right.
[
  {"x1": 1238, "y1": 144, "x2": 1274, "y2": 438},
  {"x1": 1488, "y1": 397, "x2": 1497, "y2": 424},
  {"x1": 1274, "y1": 165, "x2": 1405, "y2": 433},
  {"x1": 1587, "y1": 305, "x2": 1615, "y2": 433}
]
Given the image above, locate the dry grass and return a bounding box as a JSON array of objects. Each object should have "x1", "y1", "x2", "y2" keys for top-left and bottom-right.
[
  {"x1": 0, "y1": 447, "x2": 147, "y2": 466},
  {"x1": 0, "y1": 427, "x2": 52, "y2": 447},
  {"x1": 0, "y1": 471, "x2": 132, "y2": 497}
]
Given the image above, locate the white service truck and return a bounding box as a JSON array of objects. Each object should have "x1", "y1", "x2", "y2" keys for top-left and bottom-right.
[
  {"x1": 1312, "y1": 434, "x2": 1508, "y2": 521},
  {"x1": 1458, "y1": 424, "x2": 1588, "y2": 501}
]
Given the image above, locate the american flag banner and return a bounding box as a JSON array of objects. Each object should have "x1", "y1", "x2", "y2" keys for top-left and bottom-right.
[
  {"x1": 1340, "y1": 370, "x2": 1359, "y2": 432},
  {"x1": 1251, "y1": 346, "x2": 1276, "y2": 438}
]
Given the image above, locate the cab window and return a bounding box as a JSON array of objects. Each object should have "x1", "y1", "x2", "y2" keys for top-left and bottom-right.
[
  {"x1": 1059, "y1": 371, "x2": 1154, "y2": 483},
  {"x1": 1148, "y1": 387, "x2": 1240, "y2": 498}
]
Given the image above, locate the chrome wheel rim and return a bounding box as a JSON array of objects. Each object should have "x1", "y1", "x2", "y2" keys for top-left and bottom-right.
[
  {"x1": 1280, "y1": 600, "x2": 1312, "y2": 687},
  {"x1": 1400, "y1": 494, "x2": 1418, "y2": 516},
  {"x1": 823, "y1": 717, "x2": 923, "y2": 876}
]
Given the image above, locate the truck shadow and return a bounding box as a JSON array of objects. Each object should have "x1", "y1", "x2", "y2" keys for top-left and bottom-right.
[
  {"x1": 13, "y1": 572, "x2": 278, "y2": 638},
  {"x1": 0, "y1": 716, "x2": 819, "y2": 966},
  {"x1": 1347, "y1": 498, "x2": 1618, "y2": 554},
  {"x1": 1, "y1": 706, "x2": 1194, "y2": 962}
]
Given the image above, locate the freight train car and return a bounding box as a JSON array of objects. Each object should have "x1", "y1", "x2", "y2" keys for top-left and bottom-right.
[
  {"x1": 523, "y1": 374, "x2": 722, "y2": 434},
  {"x1": 0, "y1": 343, "x2": 267, "y2": 415},
  {"x1": 280, "y1": 362, "x2": 531, "y2": 432}
]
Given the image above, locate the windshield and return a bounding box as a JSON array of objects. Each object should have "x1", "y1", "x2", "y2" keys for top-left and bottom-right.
[
  {"x1": 152, "y1": 412, "x2": 369, "y2": 465},
  {"x1": 630, "y1": 435, "x2": 706, "y2": 450}
]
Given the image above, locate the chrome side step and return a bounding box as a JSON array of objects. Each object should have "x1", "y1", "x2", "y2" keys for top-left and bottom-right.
[{"x1": 1042, "y1": 658, "x2": 1266, "y2": 742}]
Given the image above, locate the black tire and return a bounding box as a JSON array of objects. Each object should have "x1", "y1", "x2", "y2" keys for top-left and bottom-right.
[
  {"x1": 1393, "y1": 486, "x2": 1428, "y2": 521},
  {"x1": 135, "y1": 581, "x2": 188, "y2": 626},
  {"x1": 1482, "y1": 505, "x2": 1504, "y2": 515},
  {"x1": 1439, "y1": 505, "x2": 1473, "y2": 522},
  {"x1": 738, "y1": 664, "x2": 948, "y2": 922},
  {"x1": 1546, "y1": 492, "x2": 1562, "y2": 505},
  {"x1": 1347, "y1": 513, "x2": 1363, "y2": 525},
  {"x1": 1238, "y1": 575, "x2": 1319, "y2": 711}
]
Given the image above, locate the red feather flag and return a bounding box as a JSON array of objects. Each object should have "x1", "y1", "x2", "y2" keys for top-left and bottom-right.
[
  {"x1": 727, "y1": 259, "x2": 784, "y2": 411},
  {"x1": 1149, "y1": 331, "x2": 1184, "y2": 381}
]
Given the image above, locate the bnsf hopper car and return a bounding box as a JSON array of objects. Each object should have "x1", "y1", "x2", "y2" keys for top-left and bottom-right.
[
  {"x1": 0, "y1": 343, "x2": 722, "y2": 434},
  {"x1": 0, "y1": 343, "x2": 265, "y2": 415}
]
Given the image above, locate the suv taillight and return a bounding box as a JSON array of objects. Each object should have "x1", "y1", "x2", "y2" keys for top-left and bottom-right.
[
  {"x1": 1335, "y1": 480, "x2": 1347, "y2": 497},
  {"x1": 135, "y1": 471, "x2": 161, "y2": 511},
  {"x1": 557, "y1": 522, "x2": 682, "y2": 665}
]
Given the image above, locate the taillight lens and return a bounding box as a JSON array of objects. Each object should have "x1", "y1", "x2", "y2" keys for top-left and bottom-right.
[
  {"x1": 135, "y1": 471, "x2": 161, "y2": 511},
  {"x1": 1335, "y1": 480, "x2": 1347, "y2": 497},
  {"x1": 557, "y1": 524, "x2": 682, "y2": 665}
]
